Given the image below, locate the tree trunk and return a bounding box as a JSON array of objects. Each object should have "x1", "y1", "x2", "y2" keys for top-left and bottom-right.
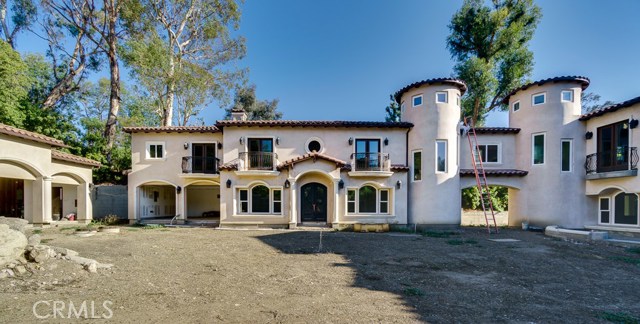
[
  {"x1": 163, "y1": 46, "x2": 175, "y2": 126},
  {"x1": 0, "y1": 2, "x2": 14, "y2": 49},
  {"x1": 102, "y1": 0, "x2": 121, "y2": 161},
  {"x1": 42, "y1": 65, "x2": 85, "y2": 109}
]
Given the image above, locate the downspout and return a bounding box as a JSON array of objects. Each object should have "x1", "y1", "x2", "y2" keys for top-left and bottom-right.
[{"x1": 405, "y1": 127, "x2": 412, "y2": 230}]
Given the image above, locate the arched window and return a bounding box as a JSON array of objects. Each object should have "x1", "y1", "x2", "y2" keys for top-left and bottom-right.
[
  {"x1": 614, "y1": 192, "x2": 638, "y2": 225},
  {"x1": 251, "y1": 185, "x2": 270, "y2": 213},
  {"x1": 347, "y1": 185, "x2": 391, "y2": 215},
  {"x1": 359, "y1": 185, "x2": 377, "y2": 213},
  {"x1": 238, "y1": 184, "x2": 282, "y2": 215}
]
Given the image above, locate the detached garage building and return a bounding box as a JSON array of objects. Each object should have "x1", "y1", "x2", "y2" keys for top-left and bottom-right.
[{"x1": 0, "y1": 124, "x2": 100, "y2": 225}]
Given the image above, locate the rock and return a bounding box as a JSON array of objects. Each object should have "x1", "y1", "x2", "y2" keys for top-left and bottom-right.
[
  {"x1": 14, "y1": 265, "x2": 27, "y2": 275},
  {"x1": 51, "y1": 246, "x2": 79, "y2": 257},
  {"x1": 27, "y1": 234, "x2": 41, "y2": 246},
  {"x1": 0, "y1": 268, "x2": 15, "y2": 278},
  {"x1": 67, "y1": 255, "x2": 97, "y2": 266},
  {"x1": 0, "y1": 217, "x2": 29, "y2": 233},
  {"x1": 6, "y1": 262, "x2": 16, "y2": 269},
  {"x1": 27, "y1": 245, "x2": 56, "y2": 263},
  {"x1": 0, "y1": 224, "x2": 28, "y2": 267},
  {"x1": 85, "y1": 262, "x2": 97, "y2": 273}
]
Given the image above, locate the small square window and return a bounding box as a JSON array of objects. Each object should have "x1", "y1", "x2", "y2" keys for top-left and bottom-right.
[
  {"x1": 436, "y1": 92, "x2": 448, "y2": 103},
  {"x1": 513, "y1": 101, "x2": 520, "y2": 112},
  {"x1": 561, "y1": 90, "x2": 573, "y2": 102},
  {"x1": 146, "y1": 142, "x2": 164, "y2": 159},
  {"x1": 532, "y1": 93, "x2": 546, "y2": 106},
  {"x1": 412, "y1": 95, "x2": 423, "y2": 107}
]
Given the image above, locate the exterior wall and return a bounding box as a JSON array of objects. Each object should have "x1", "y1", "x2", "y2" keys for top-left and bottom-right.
[
  {"x1": 459, "y1": 134, "x2": 518, "y2": 170},
  {"x1": 508, "y1": 82, "x2": 594, "y2": 227},
  {"x1": 400, "y1": 84, "x2": 462, "y2": 224},
  {"x1": 92, "y1": 185, "x2": 128, "y2": 220}
]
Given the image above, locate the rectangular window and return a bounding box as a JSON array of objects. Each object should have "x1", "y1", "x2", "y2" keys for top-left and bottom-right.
[
  {"x1": 599, "y1": 197, "x2": 610, "y2": 224},
  {"x1": 532, "y1": 133, "x2": 545, "y2": 165},
  {"x1": 272, "y1": 189, "x2": 282, "y2": 214},
  {"x1": 456, "y1": 95, "x2": 460, "y2": 106},
  {"x1": 401, "y1": 102, "x2": 405, "y2": 114},
  {"x1": 355, "y1": 139, "x2": 381, "y2": 171},
  {"x1": 476, "y1": 144, "x2": 499, "y2": 163},
  {"x1": 347, "y1": 189, "x2": 356, "y2": 214},
  {"x1": 436, "y1": 92, "x2": 448, "y2": 103},
  {"x1": 561, "y1": 90, "x2": 574, "y2": 102},
  {"x1": 247, "y1": 138, "x2": 274, "y2": 170},
  {"x1": 146, "y1": 142, "x2": 164, "y2": 159},
  {"x1": 358, "y1": 186, "x2": 377, "y2": 213},
  {"x1": 412, "y1": 94, "x2": 423, "y2": 107},
  {"x1": 412, "y1": 151, "x2": 422, "y2": 181},
  {"x1": 379, "y1": 189, "x2": 389, "y2": 214},
  {"x1": 513, "y1": 101, "x2": 520, "y2": 112},
  {"x1": 239, "y1": 189, "x2": 248, "y2": 213},
  {"x1": 596, "y1": 120, "x2": 630, "y2": 173},
  {"x1": 532, "y1": 93, "x2": 546, "y2": 106},
  {"x1": 561, "y1": 139, "x2": 572, "y2": 172},
  {"x1": 436, "y1": 140, "x2": 447, "y2": 173}
]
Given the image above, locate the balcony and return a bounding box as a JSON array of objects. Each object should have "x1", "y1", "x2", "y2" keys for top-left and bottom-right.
[
  {"x1": 181, "y1": 156, "x2": 220, "y2": 175},
  {"x1": 585, "y1": 147, "x2": 639, "y2": 180},
  {"x1": 349, "y1": 152, "x2": 392, "y2": 177},
  {"x1": 236, "y1": 152, "x2": 279, "y2": 175}
]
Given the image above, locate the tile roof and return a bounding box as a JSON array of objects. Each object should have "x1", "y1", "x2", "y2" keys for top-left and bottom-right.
[
  {"x1": 51, "y1": 150, "x2": 102, "y2": 167},
  {"x1": 0, "y1": 123, "x2": 68, "y2": 148},
  {"x1": 122, "y1": 126, "x2": 220, "y2": 133},
  {"x1": 502, "y1": 76, "x2": 590, "y2": 104},
  {"x1": 579, "y1": 95, "x2": 640, "y2": 121},
  {"x1": 394, "y1": 78, "x2": 468, "y2": 103},
  {"x1": 459, "y1": 169, "x2": 528, "y2": 177},
  {"x1": 215, "y1": 120, "x2": 413, "y2": 129},
  {"x1": 277, "y1": 152, "x2": 348, "y2": 170},
  {"x1": 474, "y1": 127, "x2": 521, "y2": 134},
  {"x1": 390, "y1": 165, "x2": 409, "y2": 172}
]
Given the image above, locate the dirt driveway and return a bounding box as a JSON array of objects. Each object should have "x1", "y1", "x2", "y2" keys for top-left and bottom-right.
[{"x1": 1, "y1": 226, "x2": 640, "y2": 323}]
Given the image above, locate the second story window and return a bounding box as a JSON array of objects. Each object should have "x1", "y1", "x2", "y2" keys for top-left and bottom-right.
[
  {"x1": 476, "y1": 144, "x2": 499, "y2": 163},
  {"x1": 412, "y1": 151, "x2": 422, "y2": 181},
  {"x1": 532, "y1": 92, "x2": 546, "y2": 106},
  {"x1": 513, "y1": 101, "x2": 520, "y2": 112},
  {"x1": 532, "y1": 133, "x2": 545, "y2": 165},
  {"x1": 412, "y1": 94, "x2": 423, "y2": 107},
  {"x1": 247, "y1": 138, "x2": 274, "y2": 170},
  {"x1": 146, "y1": 142, "x2": 164, "y2": 159},
  {"x1": 355, "y1": 139, "x2": 381, "y2": 171},
  {"x1": 436, "y1": 92, "x2": 448, "y2": 103},
  {"x1": 436, "y1": 140, "x2": 447, "y2": 173},
  {"x1": 561, "y1": 90, "x2": 574, "y2": 102}
]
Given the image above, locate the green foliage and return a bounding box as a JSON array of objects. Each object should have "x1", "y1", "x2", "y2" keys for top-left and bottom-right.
[
  {"x1": 224, "y1": 85, "x2": 282, "y2": 120},
  {"x1": 447, "y1": 0, "x2": 542, "y2": 125},
  {"x1": 461, "y1": 186, "x2": 508, "y2": 211},
  {"x1": 0, "y1": 40, "x2": 29, "y2": 126},
  {"x1": 384, "y1": 94, "x2": 401, "y2": 122}
]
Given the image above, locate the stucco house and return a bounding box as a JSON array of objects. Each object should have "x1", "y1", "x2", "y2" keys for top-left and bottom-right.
[
  {"x1": 0, "y1": 124, "x2": 100, "y2": 225},
  {"x1": 124, "y1": 76, "x2": 640, "y2": 234}
]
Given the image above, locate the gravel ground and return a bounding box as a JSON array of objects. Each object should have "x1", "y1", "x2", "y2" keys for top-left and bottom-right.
[{"x1": 1, "y1": 226, "x2": 640, "y2": 323}]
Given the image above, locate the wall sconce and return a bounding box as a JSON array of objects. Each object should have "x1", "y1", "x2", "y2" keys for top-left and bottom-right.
[
  {"x1": 184, "y1": 142, "x2": 189, "y2": 150},
  {"x1": 217, "y1": 143, "x2": 223, "y2": 149},
  {"x1": 396, "y1": 180, "x2": 402, "y2": 189},
  {"x1": 348, "y1": 137, "x2": 353, "y2": 145},
  {"x1": 176, "y1": 186, "x2": 182, "y2": 194},
  {"x1": 276, "y1": 137, "x2": 280, "y2": 145},
  {"x1": 338, "y1": 179, "x2": 344, "y2": 190},
  {"x1": 631, "y1": 119, "x2": 639, "y2": 129},
  {"x1": 384, "y1": 138, "x2": 389, "y2": 146},
  {"x1": 239, "y1": 137, "x2": 244, "y2": 145},
  {"x1": 284, "y1": 179, "x2": 290, "y2": 188},
  {"x1": 226, "y1": 179, "x2": 232, "y2": 188},
  {"x1": 585, "y1": 131, "x2": 593, "y2": 140}
]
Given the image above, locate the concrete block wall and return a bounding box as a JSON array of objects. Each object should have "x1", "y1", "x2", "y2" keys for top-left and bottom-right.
[{"x1": 92, "y1": 185, "x2": 128, "y2": 220}]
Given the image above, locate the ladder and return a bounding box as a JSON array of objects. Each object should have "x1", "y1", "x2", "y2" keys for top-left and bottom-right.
[{"x1": 463, "y1": 117, "x2": 499, "y2": 234}]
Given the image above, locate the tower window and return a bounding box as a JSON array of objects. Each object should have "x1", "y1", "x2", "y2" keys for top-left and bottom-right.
[
  {"x1": 412, "y1": 95, "x2": 423, "y2": 107},
  {"x1": 532, "y1": 93, "x2": 546, "y2": 106},
  {"x1": 436, "y1": 92, "x2": 448, "y2": 103},
  {"x1": 561, "y1": 90, "x2": 574, "y2": 102}
]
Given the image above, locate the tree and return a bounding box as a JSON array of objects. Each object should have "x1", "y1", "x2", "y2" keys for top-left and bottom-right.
[
  {"x1": 123, "y1": 0, "x2": 246, "y2": 126},
  {"x1": 224, "y1": 85, "x2": 282, "y2": 120},
  {"x1": 447, "y1": 0, "x2": 542, "y2": 125},
  {"x1": 384, "y1": 94, "x2": 400, "y2": 122},
  {"x1": 582, "y1": 91, "x2": 614, "y2": 114},
  {"x1": 0, "y1": 0, "x2": 37, "y2": 49},
  {"x1": 0, "y1": 40, "x2": 29, "y2": 126}
]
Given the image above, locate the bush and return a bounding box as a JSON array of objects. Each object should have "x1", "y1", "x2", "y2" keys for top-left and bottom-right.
[
  {"x1": 461, "y1": 186, "x2": 508, "y2": 212},
  {"x1": 103, "y1": 214, "x2": 120, "y2": 225}
]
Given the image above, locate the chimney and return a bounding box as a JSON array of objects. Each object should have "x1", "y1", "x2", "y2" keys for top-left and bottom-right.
[{"x1": 231, "y1": 108, "x2": 248, "y2": 121}]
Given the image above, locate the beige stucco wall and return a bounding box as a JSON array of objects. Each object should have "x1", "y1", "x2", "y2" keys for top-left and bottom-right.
[
  {"x1": 459, "y1": 133, "x2": 518, "y2": 170},
  {"x1": 507, "y1": 82, "x2": 595, "y2": 227},
  {"x1": 400, "y1": 84, "x2": 462, "y2": 225}
]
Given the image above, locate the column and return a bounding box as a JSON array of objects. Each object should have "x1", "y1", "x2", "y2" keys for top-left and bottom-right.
[
  {"x1": 31, "y1": 176, "x2": 52, "y2": 225},
  {"x1": 289, "y1": 178, "x2": 297, "y2": 228},
  {"x1": 333, "y1": 179, "x2": 340, "y2": 227},
  {"x1": 76, "y1": 182, "x2": 92, "y2": 224}
]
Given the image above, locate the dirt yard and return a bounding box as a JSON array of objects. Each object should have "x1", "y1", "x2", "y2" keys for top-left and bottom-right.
[{"x1": 1, "y1": 226, "x2": 640, "y2": 323}]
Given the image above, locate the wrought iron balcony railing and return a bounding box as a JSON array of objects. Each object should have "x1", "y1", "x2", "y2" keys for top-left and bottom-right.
[
  {"x1": 182, "y1": 156, "x2": 220, "y2": 174},
  {"x1": 350, "y1": 152, "x2": 390, "y2": 172},
  {"x1": 238, "y1": 152, "x2": 278, "y2": 171},
  {"x1": 585, "y1": 147, "x2": 639, "y2": 174}
]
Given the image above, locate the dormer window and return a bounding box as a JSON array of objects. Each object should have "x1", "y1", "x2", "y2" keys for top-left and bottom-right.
[{"x1": 532, "y1": 93, "x2": 546, "y2": 106}]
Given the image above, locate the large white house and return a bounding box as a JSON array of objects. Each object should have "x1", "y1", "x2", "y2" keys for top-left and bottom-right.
[{"x1": 121, "y1": 76, "x2": 640, "y2": 233}]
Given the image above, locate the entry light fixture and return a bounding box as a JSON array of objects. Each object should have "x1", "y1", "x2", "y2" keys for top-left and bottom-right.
[
  {"x1": 338, "y1": 179, "x2": 344, "y2": 190},
  {"x1": 276, "y1": 137, "x2": 280, "y2": 145},
  {"x1": 384, "y1": 138, "x2": 389, "y2": 146},
  {"x1": 284, "y1": 179, "x2": 291, "y2": 188},
  {"x1": 226, "y1": 179, "x2": 232, "y2": 188},
  {"x1": 184, "y1": 142, "x2": 189, "y2": 150},
  {"x1": 631, "y1": 119, "x2": 639, "y2": 129},
  {"x1": 176, "y1": 186, "x2": 182, "y2": 194},
  {"x1": 217, "y1": 143, "x2": 223, "y2": 149},
  {"x1": 348, "y1": 137, "x2": 353, "y2": 145},
  {"x1": 396, "y1": 180, "x2": 402, "y2": 189},
  {"x1": 239, "y1": 137, "x2": 244, "y2": 145},
  {"x1": 585, "y1": 131, "x2": 593, "y2": 140}
]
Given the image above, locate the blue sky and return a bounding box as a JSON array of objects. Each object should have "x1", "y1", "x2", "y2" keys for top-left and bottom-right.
[{"x1": 15, "y1": 0, "x2": 640, "y2": 126}]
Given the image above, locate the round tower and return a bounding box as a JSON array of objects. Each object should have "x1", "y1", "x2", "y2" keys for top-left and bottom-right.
[
  {"x1": 506, "y1": 76, "x2": 595, "y2": 227},
  {"x1": 395, "y1": 78, "x2": 467, "y2": 226}
]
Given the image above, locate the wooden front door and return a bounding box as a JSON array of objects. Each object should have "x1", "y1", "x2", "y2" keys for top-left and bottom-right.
[{"x1": 300, "y1": 183, "x2": 327, "y2": 222}]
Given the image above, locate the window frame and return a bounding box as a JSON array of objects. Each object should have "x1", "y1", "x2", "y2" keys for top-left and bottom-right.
[
  {"x1": 512, "y1": 100, "x2": 520, "y2": 112},
  {"x1": 456, "y1": 94, "x2": 460, "y2": 107},
  {"x1": 532, "y1": 133, "x2": 546, "y2": 165},
  {"x1": 304, "y1": 137, "x2": 325, "y2": 154},
  {"x1": 400, "y1": 101, "x2": 405, "y2": 114},
  {"x1": 532, "y1": 92, "x2": 546, "y2": 106},
  {"x1": 599, "y1": 197, "x2": 610, "y2": 225},
  {"x1": 412, "y1": 150, "x2": 422, "y2": 182},
  {"x1": 613, "y1": 192, "x2": 639, "y2": 226},
  {"x1": 436, "y1": 91, "x2": 448, "y2": 104},
  {"x1": 146, "y1": 141, "x2": 166, "y2": 160},
  {"x1": 475, "y1": 144, "x2": 501, "y2": 164},
  {"x1": 345, "y1": 185, "x2": 392, "y2": 215},
  {"x1": 235, "y1": 183, "x2": 283, "y2": 215},
  {"x1": 412, "y1": 94, "x2": 423, "y2": 107},
  {"x1": 561, "y1": 139, "x2": 573, "y2": 172},
  {"x1": 561, "y1": 90, "x2": 574, "y2": 103},
  {"x1": 435, "y1": 140, "x2": 447, "y2": 173}
]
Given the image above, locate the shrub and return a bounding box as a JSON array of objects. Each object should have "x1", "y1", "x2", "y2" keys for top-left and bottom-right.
[
  {"x1": 461, "y1": 186, "x2": 508, "y2": 212},
  {"x1": 103, "y1": 214, "x2": 120, "y2": 225}
]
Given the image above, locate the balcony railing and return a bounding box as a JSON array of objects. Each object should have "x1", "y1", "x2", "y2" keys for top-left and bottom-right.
[
  {"x1": 585, "y1": 147, "x2": 639, "y2": 174},
  {"x1": 182, "y1": 156, "x2": 220, "y2": 174},
  {"x1": 350, "y1": 152, "x2": 390, "y2": 172},
  {"x1": 239, "y1": 152, "x2": 278, "y2": 171}
]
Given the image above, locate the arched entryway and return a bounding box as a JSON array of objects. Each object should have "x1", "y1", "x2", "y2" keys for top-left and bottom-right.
[{"x1": 300, "y1": 183, "x2": 327, "y2": 222}]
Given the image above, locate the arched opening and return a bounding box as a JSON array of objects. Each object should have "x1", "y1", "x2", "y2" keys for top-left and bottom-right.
[
  {"x1": 136, "y1": 181, "x2": 177, "y2": 220},
  {"x1": 184, "y1": 180, "x2": 220, "y2": 222},
  {"x1": 50, "y1": 172, "x2": 86, "y2": 221},
  {"x1": 598, "y1": 190, "x2": 639, "y2": 227},
  {"x1": 0, "y1": 159, "x2": 43, "y2": 220},
  {"x1": 460, "y1": 185, "x2": 514, "y2": 226}
]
